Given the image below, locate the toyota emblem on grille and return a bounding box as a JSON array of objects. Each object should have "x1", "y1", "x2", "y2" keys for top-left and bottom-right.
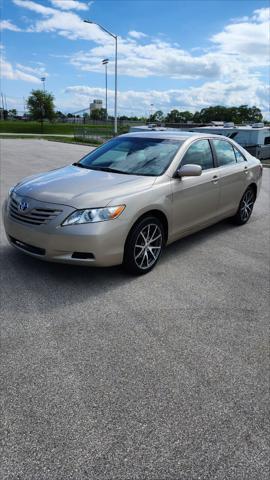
[{"x1": 18, "y1": 200, "x2": 29, "y2": 212}]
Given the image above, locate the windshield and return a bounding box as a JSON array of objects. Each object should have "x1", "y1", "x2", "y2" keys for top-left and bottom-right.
[{"x1": 77, "y1": 137, "x2": 183, "y2": 176}]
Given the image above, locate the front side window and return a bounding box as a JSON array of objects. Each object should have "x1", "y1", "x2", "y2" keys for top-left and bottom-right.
[
  {"x1": 78, "y1": 137, "x2": 183, "y2": 176},
  {"x1": 213, "y1": 140, "x2": 236, "y2": 166},
  {"x1": 180, "y1": 139, "x2": 214, "y2": 170},
  {"x1": 264, "y1": 136, "x2": 270, "y2": 145}
]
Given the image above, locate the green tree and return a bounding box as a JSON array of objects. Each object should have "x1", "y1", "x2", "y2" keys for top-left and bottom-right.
[
  {"x1": 165, "y1": 109, "x2": 181, "y2": 123},
  {"x1": 249, "y1": 106, "x2": 263, "y2": 122},
  {"x1": 195, "y1": 105, "x2": 263, "y2": 124},
  {"x1": 56, "y1": 110, "x2": 66, "y2": 120},
  {"x1": 90, "y1": 108, "x2": 107, "y2": 121},
  {"x1": 179, "y1": 110, "x2": 194, "y2": 122},
  {"x1": 2, "y1": 109, "x2": 8, "y2": 120},
  {"x1": 149, "y1": 110, "x2": 164, "y2": 123},
  {"x1": 165, "y1": 109, "x2": 194, "y2": 123},
  {"x1": 8, "y1": 109, "x2": 17, "y2": 117},
  {"x1": 27, "y1": 90, "x2": 55, "y2": 125}
]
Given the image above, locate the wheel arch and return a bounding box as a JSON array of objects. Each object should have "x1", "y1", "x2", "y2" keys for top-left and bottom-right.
[
  {"x1": 125, "y1": 209, "x2": 169, "y2": 249},
  {"x1": 247, "y1": 183, "x2": 257, "y2": 199}
]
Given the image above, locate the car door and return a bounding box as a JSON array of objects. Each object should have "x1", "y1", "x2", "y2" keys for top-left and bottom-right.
[
  {"x1": 170, "y1": 139, "x2": 220, "y2": 238},
  {"x1": 211, "y1": 139, "x2": 246, "y2": 216}
]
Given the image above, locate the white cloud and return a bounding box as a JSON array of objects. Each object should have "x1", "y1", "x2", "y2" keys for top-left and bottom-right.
[
  {"x1": 0, "y1": 20, "x2": 21, "y2": 31},
  {"x1": 64, "y1": 80, "x2": 270, "y2": 118},
  {"x1": 1, "y1": 60, "x2": 41, "y2": 83},
  {"x1": 12, "y1": 0, "x2": 108, "y2": 42},
  {"x1": 70, "y1": 45, "x2": 222, "y2": 79},
  {"x1": 128, "y1": 30, "x2": 148, "y2": 39},
  {"x1": 12, "y1": 1, "x2": 270, "y2": 81},
  {"x1": 16, "y1": 63, "x2": 48, "y2": 77},
  {"x1": 49, "y1": 1, "x2": 90, "y2": 11},
  {"x1": 252, "y1": 7, "x2": 270, "y2": 23},
  {"x1": 0, "y1": 50, "x2": 41, "y2": 83},
  {"x1": 13, "y1": 0, "x2": 55, "y2": 15},
  {"x1": 6, "y1": 2, "x2": 270, "y2": 118},
  {"x1": 211, "y1": 7, "x2": 270, "y2": 65}
]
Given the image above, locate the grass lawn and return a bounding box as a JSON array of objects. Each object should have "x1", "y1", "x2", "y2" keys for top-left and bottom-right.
[
  {"x1": 45, "y1": 136, "x2": 103, "y2": 146},
  {"x1": 0, "y1": 135, "x2": 102, "y2": 146},
  {"x1": 0, "y1": 121, "x2": 118, "y2": 136}
]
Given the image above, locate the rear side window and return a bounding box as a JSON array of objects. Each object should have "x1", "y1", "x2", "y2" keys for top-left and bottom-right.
[
  {"x1": 233, "y1": 147, "x2": 246, "y2": 162},
  {"x1": 213, "y1": 140, "x2": 236, "y2": 166},
  {"x1": 181, "y1": 140, "x2": 214, "y2": 170},
  {"x1": 264, "y1": 136, "x2": 270, "y2": 145}
]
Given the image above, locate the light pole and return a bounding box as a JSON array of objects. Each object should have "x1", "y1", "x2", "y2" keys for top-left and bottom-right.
[
  {"x1": 84, "y1": 19, "x2": 118, "y2": 135},
  {"x1": 41, "y1": 77, "x2": 46, "y2": 92},
  {"x1": 149, "y1": 103, "x2": 154, "y2": 122},
  {"x1": 102, "y1": 58, "x2": 109, "y2": 122}
]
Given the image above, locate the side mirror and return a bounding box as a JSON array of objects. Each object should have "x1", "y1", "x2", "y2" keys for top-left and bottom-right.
[{"x1": 176, "y1": 164, "x2": 202, "y2": 178}]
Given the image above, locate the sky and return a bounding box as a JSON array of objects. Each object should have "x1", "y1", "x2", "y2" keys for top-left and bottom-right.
[{"x1": 1, "y1": 0, "x2": 269, "y2": 118}]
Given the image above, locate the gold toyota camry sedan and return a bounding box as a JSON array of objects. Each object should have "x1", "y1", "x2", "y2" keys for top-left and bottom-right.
[{"x1": 3, "y1": 132, "x2": 263, "y2": 275}]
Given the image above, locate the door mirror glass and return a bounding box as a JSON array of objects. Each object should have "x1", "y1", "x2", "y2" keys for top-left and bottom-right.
[{"x1": 176, "y1": 164, "x2": 202, "y2": 177}]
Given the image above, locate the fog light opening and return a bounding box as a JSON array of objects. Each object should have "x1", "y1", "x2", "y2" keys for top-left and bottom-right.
[{"x1": 71, "y1": 252, "x2": 95, "y2": 260}]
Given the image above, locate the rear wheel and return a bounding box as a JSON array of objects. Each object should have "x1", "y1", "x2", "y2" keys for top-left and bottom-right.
[
  {"x1": 123, "y1": 216, "x2": 164, "y2": 275},
  {"x1": 233, "y1": 187, "x2": 256, "y2": 225}
]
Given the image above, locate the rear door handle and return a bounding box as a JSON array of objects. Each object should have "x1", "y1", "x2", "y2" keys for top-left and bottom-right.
[{"x1": 244, "y1": 166, "x2": 249, "y2": 174}]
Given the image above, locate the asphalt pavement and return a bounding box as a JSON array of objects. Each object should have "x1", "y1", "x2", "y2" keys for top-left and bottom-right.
[{"x1": 1, "y1": 139, "x2": 269, "y2": 480}]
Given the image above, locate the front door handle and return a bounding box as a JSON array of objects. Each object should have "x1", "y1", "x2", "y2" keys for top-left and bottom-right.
[{"x1": 212, "y1": 175, "x2": 219, "y2": 184}]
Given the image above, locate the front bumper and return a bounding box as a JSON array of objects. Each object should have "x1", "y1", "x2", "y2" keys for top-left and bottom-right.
[{"x1": 3, "y1": 198, "x2": 128, "y2": 267}]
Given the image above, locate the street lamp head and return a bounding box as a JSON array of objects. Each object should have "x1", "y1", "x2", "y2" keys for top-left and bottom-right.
[
  {"x1": 102, "y1": 58, "x2": 109, "y2": 65},
  {"x1": 84, "y1": 19, "x2": 116, "y2": 39}
]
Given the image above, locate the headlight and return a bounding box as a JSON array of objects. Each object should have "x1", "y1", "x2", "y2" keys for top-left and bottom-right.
[
  {"x1": 9, "y1": 186, "x2": 15, "y2": 197},
  {"x1": 62, "y1": 205, "x2": 125, "y2": 226}
]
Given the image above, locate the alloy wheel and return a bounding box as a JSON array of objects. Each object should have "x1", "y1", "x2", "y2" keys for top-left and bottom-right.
[
  {"x1": 240, "y1": 190, "x2": 255, "y2": 222},
  {"x1": 134, "y1": 223, "x2": 163, "y2": 270}
]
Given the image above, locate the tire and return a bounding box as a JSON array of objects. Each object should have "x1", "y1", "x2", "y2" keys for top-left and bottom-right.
[
  {"x1": 123, "y1": 216, "x2": 165, "y2": 275},
  {"x1": 233, "y1": 187, "x2": 256, "y2": 225}
]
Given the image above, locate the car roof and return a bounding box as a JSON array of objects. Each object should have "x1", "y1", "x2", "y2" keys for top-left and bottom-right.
[{"x1": 120, "y1": 131, "x2": 229, "y2": 141}]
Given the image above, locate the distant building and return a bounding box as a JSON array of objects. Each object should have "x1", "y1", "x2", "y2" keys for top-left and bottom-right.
[
  {"x1": 90, "y1": 99, "x2": 103, "y2": 114},
  {"x1": 210, "y1": 121, "x2": 224, "y2": 126}
]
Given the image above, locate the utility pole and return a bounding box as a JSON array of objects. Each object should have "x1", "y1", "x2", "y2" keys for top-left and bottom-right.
[
  {"x1": 102, "y1": 58, "x2": 109, "y2": 122},
  {"x1": 1, "y1": 92, "x2": 5, "y2": 120}
]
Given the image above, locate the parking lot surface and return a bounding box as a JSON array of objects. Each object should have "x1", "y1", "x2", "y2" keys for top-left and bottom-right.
[{"x1": 1, "y1": 139, "x2": 269, "y2": 480}]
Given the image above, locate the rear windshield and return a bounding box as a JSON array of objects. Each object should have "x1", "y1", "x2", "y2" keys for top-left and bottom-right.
[{"x1": 79, "y1": 137, "x2": 183, "y2": 176}]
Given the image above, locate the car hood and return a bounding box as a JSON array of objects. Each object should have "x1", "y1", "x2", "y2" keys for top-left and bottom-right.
[{"x1": 14, "y1": 165, "x2": 156, "y2": 209}]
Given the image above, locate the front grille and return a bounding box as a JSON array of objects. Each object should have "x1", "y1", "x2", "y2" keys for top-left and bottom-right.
[
  {"x1": 9, "y1": 236, "x2": 46, "y2": 256},
  {"x1": 9, "y1": 196, "x2": 62, "y2": 226}
]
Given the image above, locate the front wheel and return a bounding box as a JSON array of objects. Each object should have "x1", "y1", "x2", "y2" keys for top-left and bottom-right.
[
  {"x1": 233, "y1": 187, "x2": 256, "y2": 225},
  {"x1": 123, "y1": 216, "x2": 165, "y2": 275}
]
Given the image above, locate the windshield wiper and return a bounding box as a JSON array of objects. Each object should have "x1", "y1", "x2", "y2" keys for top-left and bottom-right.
[
  {"x1": 74, "y1": 163, "x2": 133, "y2": 175},
  {"x1": 93, "y1": 166, "x2": 128, "y2": 174},
  {"x1": 73, "y1": 162, "x2": 90, "y2": 169}
]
